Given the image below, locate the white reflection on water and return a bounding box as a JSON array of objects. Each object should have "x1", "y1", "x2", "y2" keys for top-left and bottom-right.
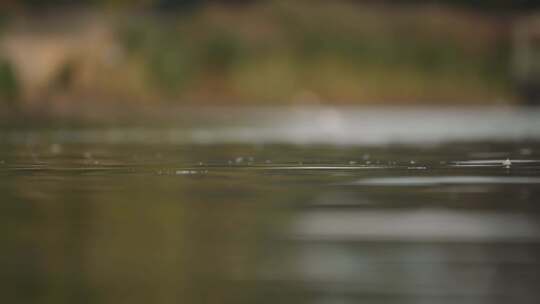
[
  {"x1": 292, "y1": 209, "x2": 540, "y2": 242},
  {"x1": 3, "y1": 107, "x2": 540, "y2": 145},
  {"x1": 346, "y1": 176, "x2": 540, "y2": 186},
  {"x1": 451, "y1": 159, "x2": 540, "y2": 167}
]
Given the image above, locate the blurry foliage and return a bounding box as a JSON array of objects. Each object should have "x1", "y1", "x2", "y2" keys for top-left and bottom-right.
[
  {"x1": 53, "y1": 61, "x2": 77, "y2": 91},
  {"x1": 0, "y1": 0, "x2": 526, "y2": 104},
  {"x1": 148, "y1": 44, "x2": 193, "y2": 92},
  {"x1": 119, "y1": 20, "x2": 195, "y2": 93},
  {"x1": 9, "y1": 0, "x2": 204, "y2": 11},
  {"x1": 0, "y1": 59, "x2": 19, "y2": 105},
  {"x1": 436, "y1": 0, "x2": 540, "y2": 11},
  {"x1": 117, "y1": 17, "x2": 247, "y2": 97},
  {"x1": 7, "y1": 0, "x2": 540, "y2": 11},
  {"x1": 201, "y1": 31, "x2": 245, "y2": 71}
]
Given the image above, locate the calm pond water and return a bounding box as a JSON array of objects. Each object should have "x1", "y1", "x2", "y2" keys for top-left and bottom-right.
[{"x1": 1, "y1": 107, "x2": 540, "y2": 304}]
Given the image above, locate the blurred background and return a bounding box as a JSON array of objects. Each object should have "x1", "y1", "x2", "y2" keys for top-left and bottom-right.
[
  {"x1": 0, "y1": 0, "x2": 539, "y2": 118},
  {"x1": 2, "y1": 2, "x2": 540, "y2": 304}
]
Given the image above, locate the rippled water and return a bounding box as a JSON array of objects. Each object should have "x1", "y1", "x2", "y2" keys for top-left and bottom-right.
[{"x1": 2, "y1": 108, "x2": 540, "y2": 304}]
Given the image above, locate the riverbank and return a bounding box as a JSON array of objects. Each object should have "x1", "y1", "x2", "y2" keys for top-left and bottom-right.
[{"x1": 0, "y1": 1, "x2": 529, "y2": 111}]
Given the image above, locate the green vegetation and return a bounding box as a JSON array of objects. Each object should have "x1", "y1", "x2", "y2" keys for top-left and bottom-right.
[
  {"x1": 0, "y1": 59, "x2": 19, "y2": 106},
  {"x1": 109, "y1": 1, "x2": 514, "y2": 103},
  {"x1": 9, "y1": 0, "x2": 540, "y2": 12},
  {"x1": 0, "y1": 0, "x2": 529, "y2": 107}
]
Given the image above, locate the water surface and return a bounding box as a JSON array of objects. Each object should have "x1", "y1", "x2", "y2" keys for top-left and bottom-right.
[{"x1": 1, "y1": 107, "x2": 540, "y2": 304}]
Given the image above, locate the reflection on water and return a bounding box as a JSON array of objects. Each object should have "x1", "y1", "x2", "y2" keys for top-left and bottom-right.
[{"x1": 1, "y1": 110, "x2": 540, "y2": 304}]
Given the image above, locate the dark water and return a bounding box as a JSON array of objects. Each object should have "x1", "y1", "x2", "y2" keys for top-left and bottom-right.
[{"x1": 2, "y1": 108, "x2": 540, "y2": 304}]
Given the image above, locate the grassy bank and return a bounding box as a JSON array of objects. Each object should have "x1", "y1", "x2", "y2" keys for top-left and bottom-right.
[{"x1": 0, "y1": 1, "x2": 519, "y2": 109}]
